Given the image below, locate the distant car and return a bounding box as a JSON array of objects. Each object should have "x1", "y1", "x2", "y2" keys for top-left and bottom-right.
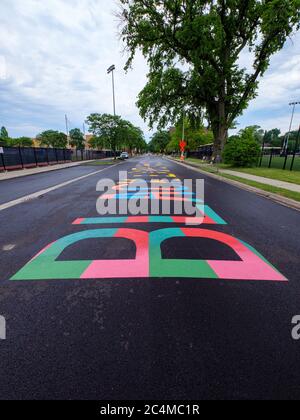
[{"x1": 119, "y1": 152, "x2": 129, "y2": 160}]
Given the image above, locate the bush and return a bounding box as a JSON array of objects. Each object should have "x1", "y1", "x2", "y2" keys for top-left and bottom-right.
[{"x1": 223, "y1": 128, "x2": 261, "y2": 167}]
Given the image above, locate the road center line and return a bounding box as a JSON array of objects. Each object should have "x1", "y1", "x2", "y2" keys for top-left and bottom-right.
[{"x1": 0, "y1": 164, "x2": 122, "y2": 212}]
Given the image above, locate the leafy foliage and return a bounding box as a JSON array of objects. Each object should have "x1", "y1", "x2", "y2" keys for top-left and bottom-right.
[
  {"x1": 13, "y1": 137, "x2": 33, "y2": 147},
  {"x1": 69, "y1": 128, "x2": 85, "y2": 150},
  {"x1": 37, "y1": 130, "x2": 68, "y2": 148},
  {"x1": 148, "y1": 130, "x2": 170, "y2": 153},
  {"x1": 167, "y1": 118, "x2": 214, "y2": 152},
  {"x1": 223, "y1": 127, "x2": 261, "y2": 167},
  {"x1": 243, "y1": 125, "x2": 265, "y2": 144},
  {"x1": 86, "y1": 113, "x2": 147, "y2": 156},
  {"x1": 0, "y1": 128, "x2": 33, "y2": 147},
  {"x1": 265, "y1": 128, "x2": 282, "y2": 147},
  {"x1": 119, "y1": 0, "x2": 300, "y2": 156},
  {"x1": 0, "y1": 126, "x2": 9, "y2": 140}
]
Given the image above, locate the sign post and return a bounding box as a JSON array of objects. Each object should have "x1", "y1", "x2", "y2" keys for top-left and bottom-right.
[
  {"x1": 0, "y1": 147, "x2": 5, "y2": 171},
  {"x1": 179, "y1": 113, "x2": 187, "y2": 161},
  {"x1": 179, "y1": 140, "x2": 187, "y2": 161}
]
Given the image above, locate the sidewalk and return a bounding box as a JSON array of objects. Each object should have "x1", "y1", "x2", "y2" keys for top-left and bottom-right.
[
  {"x1": 167, "y1": 157, "x2": 300, "y2": 211},
  {"x1": 171, "y1": 158, "x2": 300, "y2": 193},
  {"x1": 221, "y1": 169, "x2": 300, "y2": 193},
  {"x1": 0, "y1": 160, "x2": 96, "y2": 181}
]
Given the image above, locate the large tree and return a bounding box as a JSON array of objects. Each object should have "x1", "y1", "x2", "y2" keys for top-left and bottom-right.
[
  {"x1": 0, "y1": 126, "x2": 9, "y2": 140},
  {"x1": 119, "y1": 0, "x2": 300, "y2": 157},
  {"x1": 148, "y1": 130, "x2": 170, "y2": 153},
  {"x1": 87, "y1": 114, "x2": 147, "y2": 155},
  {"x1": 265, "y1": 128, "x2": 281, "y2": 146},
  {"x1": 86, "y1": 113, "x2": 139, "y2": 158},
  {"x1": 69, "y1": 128, "x2": 85, "y2": 150},
  {"x1": 37, "y1": 130, "x2": 68, "y2": 148},
  {"x1": 121, "y1": 122, "x2": 147, "y2": 154}
]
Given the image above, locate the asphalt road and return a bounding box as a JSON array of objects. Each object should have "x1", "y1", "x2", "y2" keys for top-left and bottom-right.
[
  {"x1": 0, "y1": 156, "x2": 300, "y2": 400},
  {"x1": 0, "y1": 163, "x2": 113, "y2": 205}
]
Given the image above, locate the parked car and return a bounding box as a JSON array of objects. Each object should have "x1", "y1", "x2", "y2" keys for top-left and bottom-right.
[{"x1": 119, "y1": 152, "x2": 129, "y2": 160}]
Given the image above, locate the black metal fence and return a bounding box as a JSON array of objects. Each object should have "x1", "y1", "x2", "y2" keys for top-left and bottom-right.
[
  {"x1": 259, "y1": 147, "x2": 300, "y2": 171},
  {"x1": 188, "y1": 144, "x2": 214, "y2": 161},
  {"x1": 0, "y1": 147, "x2": 115, "y2": 172},
  {"x1": 185, "y1": 142, "x2": 300, "y2": 171}
]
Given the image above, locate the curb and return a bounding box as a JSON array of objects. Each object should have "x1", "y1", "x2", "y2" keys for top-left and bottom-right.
[
  {"x1": 167, "y1": 157, "x2": 300, "y2": 212},
  {"x1": 0, "y1": 159, "x2": 108, "y2": 182}
]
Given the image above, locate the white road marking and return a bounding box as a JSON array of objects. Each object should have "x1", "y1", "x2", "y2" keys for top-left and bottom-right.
[
  {"x1": 0, "y1": 164, "x2": 121, "y2": 212},
  {"x1": 2, "y1": 244, "x2": 16, "y2": 251}
]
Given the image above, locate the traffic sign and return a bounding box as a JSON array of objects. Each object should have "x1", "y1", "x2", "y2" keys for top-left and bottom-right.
[
  {"x1": 0, "y1": 147, "x2": 4, "y2": 154},
  {"x1": 179, "y1": 140, "x2": 186, "y2": 152}
]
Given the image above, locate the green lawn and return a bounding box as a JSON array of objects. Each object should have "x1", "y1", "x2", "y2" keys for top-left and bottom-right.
[
  {"x1": 260, "y1": 155, "x2": 300, "y2": 171},
  {"x1": 184, "y1": 158, "x2": 300, "y2": 185},
  {"x1": 225, "y1": 167, "x2": 300, "y2": 185},
  {"x1": 220, "y1": 174, "x2": 300, "y2": 203},
  {"x1": 173, "y1": 157, "x2": 300, "y2": 202}
]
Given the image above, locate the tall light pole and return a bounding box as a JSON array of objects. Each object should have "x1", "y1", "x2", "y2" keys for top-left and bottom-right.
[
  {"x1": 107, "y1": 65, "x2": 116, "y2": 116},
  {"x1": 107, "y1": 65, "x2": 117, "y2": 158},
  {"x1": 283, "y1": 102, "x2": 300, "y2": 154},
  {"x1": 65, "y1": 114, "x2": 70, "y2": 148},
  {"x1": 83, "y1": 123, "x2": 86, "y2": 147}
]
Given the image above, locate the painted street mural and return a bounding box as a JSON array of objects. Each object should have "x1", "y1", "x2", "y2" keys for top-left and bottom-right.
[{"x1": 11, "y1": 163, "x2": 287, "y2": 282}]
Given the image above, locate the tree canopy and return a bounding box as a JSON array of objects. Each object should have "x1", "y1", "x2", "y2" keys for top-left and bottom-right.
[
  {"x1": 148, "y1": 130, "x2": 170, "y2": 153},
  {"x1": 119, "y1": 0, "x2": 300, "y2": 157},
  {"x1": 167, "y1": 118, "x2": 214, "y2": 153},
  {"x1": 265, "y1": 128, "x2": 282, "y2": 147},
  {"x1": 86, "y1": 113, "x2": 147, "y2": 156},
  {"x1": 13, "y1": 137, "x2": 33, "y2": 147},
  {"x1": 37, "y1": 130, "x2": 68, "y2": 148},
  {"x1": 69, "y1": 128, "x2": 85, "y2": 150},
  {"x1": 0, "y1": 127, "x2": 33, "y2": 147},
  {"x1": 0, "y1": 126, "x2": 9, "y2": 140}
]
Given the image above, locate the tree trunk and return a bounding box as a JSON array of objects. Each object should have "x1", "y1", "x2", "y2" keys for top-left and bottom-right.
[{"x1": 211, "y1": 101, "x2": 228, "y2": 162}]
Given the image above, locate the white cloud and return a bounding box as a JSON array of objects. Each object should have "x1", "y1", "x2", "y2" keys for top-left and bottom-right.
[
  {"x1": 235, "y1": 32, "x2": 300, "y2": 133},
  {"x1": 0, "y1": 0, "x2": 151, "y2": 138},
  {"x1": 0, "y1": 1, "x2": 300, "y2": 140}
]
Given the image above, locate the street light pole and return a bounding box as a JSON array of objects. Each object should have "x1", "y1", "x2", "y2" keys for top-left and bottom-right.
[
  {"x1": 107, "y1": 65, "x2": 116, "y2": 116},
  {"x1": 283, "y1": 102, "x2": 300, "y2": 154},
  {"x1": 107, "y1": 65, "x2": 117, "y2": 158},
  {"x1": 65, "y1": 114, "x2": 70, "y2": 148}
]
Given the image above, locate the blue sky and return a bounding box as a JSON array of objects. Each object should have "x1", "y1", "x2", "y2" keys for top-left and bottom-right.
[{"x1": 1, "y1": 0, "x2": 300, "y2": 141}]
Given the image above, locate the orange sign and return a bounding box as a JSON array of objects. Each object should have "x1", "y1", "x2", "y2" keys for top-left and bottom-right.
[{"x1": 179, "y1": 140, "x2": 187, "y2": 152}]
